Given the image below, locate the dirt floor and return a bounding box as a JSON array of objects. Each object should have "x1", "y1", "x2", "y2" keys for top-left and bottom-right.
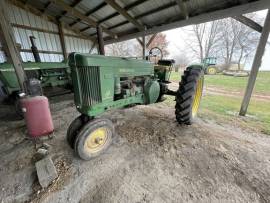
[{"x1": 1, "y1": 94, "x2": 270, "y2": 203}]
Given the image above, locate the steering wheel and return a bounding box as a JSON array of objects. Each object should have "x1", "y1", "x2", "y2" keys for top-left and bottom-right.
[{"x1": 148, "y1": 47, "x2": 163, "y2": 63}]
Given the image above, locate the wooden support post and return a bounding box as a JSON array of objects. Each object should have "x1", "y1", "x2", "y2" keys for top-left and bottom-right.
[
  {"x1": 239, "y1": 10, "x2": 270, "y2": 116},
  {"x1": 57, "y1": 21, "x2": 68, "y2": 60},
  {"x1": 136, "y1": 38, "x2": 143, "y2": 47},
  {"x1": 142, "y1": 36, "x2": 146, "y2": 59},
  {"x1": 97, "y1": 25, "x2": 105, "y2": 55},
  {"x1": 0, "y1": 0, "x2": 27, "y2": 92}
]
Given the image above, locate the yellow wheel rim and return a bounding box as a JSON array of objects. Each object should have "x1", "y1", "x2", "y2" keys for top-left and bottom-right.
[
  {"x1": 192, "y1": 78, "x2": 203, "y2": 117},
  {"x1": 84, "y1": 127, "x2": 108, "y2": 153},
  {"x1": 208, "y1": 67, "x2": 216, "y2": 74}
]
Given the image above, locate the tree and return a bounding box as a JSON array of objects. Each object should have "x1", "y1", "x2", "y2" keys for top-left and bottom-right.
[
  {"x1": 147, "y1": 33, "x2": 169, "y2": 57},
  {"x1": 182, "y1": 14, "x2": 261, "y2": 70},
  {"x1": 135, "y1": 33, "x2": 169, "y2": 58},
  {"x1": 184, "y1": 21, "x2": 221, "y2": 62},
  {"x1": 218, "y1": 19, "x2": 239, "y2": 68},
  {"x1": 218, "y1": 15, "x2": 261, "y2": 70},
  {"x1": 105, "y1": 40, "x2": 136, "y2": 57},
  {"x1": 105, "y1": 33, "x2": 169, "y2": 58}
]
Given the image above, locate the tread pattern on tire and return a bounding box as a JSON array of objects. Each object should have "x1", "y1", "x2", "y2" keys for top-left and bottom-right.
[
  {"x1": 175, "y1": 67, "x2": 204, "y2": 125},
  {"x1": 67, "y1": 116, "x2": 83, "y2": 149}
]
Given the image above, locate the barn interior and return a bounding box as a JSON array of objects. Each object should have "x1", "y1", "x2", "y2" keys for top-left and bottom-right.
[{"x1": 0, "y1": 0, "x2": 270, "y2": 202}]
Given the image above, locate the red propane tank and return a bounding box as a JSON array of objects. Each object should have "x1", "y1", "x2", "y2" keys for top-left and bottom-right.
[{"x1": 21, "y1": 96, "x2": 54, "y2": 138}]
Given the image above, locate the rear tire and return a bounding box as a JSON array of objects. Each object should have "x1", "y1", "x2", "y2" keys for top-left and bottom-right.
[{"x1": 175, "y1": 67, "x2": 204, "y2": 125}]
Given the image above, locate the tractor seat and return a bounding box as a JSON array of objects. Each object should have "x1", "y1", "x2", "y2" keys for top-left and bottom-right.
[{"x1": 158, "y1": 59, "x2": 175, "y2": 66}]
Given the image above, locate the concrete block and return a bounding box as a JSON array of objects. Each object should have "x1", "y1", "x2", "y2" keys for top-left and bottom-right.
[{"x1": 35, "y1": 157, "x2": 58, "y2": 188}]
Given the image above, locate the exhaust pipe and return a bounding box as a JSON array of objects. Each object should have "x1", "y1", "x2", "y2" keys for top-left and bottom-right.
[{"x1": 29, "y1": 36, "x2": 41, "y2": 62}]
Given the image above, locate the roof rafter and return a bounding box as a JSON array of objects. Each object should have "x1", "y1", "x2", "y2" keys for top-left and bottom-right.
[
  {"x1": 104, "y1": 0, "x2": 144, "y2": 31},
  {"x1": 9, "y1": 0, "x2": 96, "y2": 42},
  {"x1": 50, "y1": 0, "x2": 117, "y2": 38},
  {"x1": 70, "y1": 2, "x2": 107, "y2": 28},
  {"x1": 99, "y1": 0, "x2": 147, "y2": 24},
  {"x1": 104, "y1": 0, "x2": 270, "y2": 44},
  {"x1": 175, "y1": 0, "x2": 189, "y2": 19},
  {"x1": 105, "y1": 2, "x2": 177, "y2": 32},
  {"x1": 57, "y1": 0, "x2": 83, "y2": 21},
  {"x1": 41, "y1": 1, "x2": 52, "y2": 14},
  {"x1": 233, "y1": 15, "x2": 263, "y2": 33},
  {"x1": 80, "y1": 0, "x2": 147, "y2": 36}
]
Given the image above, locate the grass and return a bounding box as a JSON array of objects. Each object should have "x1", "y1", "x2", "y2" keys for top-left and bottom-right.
[
  {"x1": 199, "y1": 95, "x2": 270, "y2": 135},
  {"x1": 166, "y1": 70, "x2": 270, "y2": 135},
  {"x1": 170, "y1": 71, "x2": 270, "y2": 95}
]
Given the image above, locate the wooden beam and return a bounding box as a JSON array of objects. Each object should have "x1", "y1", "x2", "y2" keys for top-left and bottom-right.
[
  {"x1": 233, "y1": 15, "x2": 263, "y2": 33},
  {"x1": 80, "y1": 26, "x2": 91, "y2": 33},
  {"x1": 0, "y1": 47, "x2": 63, "y2": 55},
  {"x1": 9, "y1": 0, "x2": 96, "y2": 42},
  {"x1": 136, "y1": 38, "x2": 143, "y2": 46},
  {"x1": 99, "y1": 0, "x2": 147, "y2": 24},
  {"x1": 239, "y1": 10, "x2": 270, "y2": 116},
  {"x1": 104, "y1": 0, "x2": 144, "y2": 31},
  {"x1": 41, "y1": 1, "x2": 52, "y2": 14},
  {"x1": 97, "y1": 26, "x2": 105, "y2": 55},
  {"x1": 20, "y1": 49, "x2": 62, "y2": 54},
  {"x1": 10, "y1": 0, "x2": 57, "y2": 23},
  {"x1": 105, "y1": 0, "x2": 270, "y2": 44},
  {"x1": 50, "y1": 0, "x2": 116, "y2": 38},
  {"x1": 0, "y1": 0, "x2": 27, "y2": 92},
  {"x1": 175, "y1": 0, "x2": 189, "y2": 19},
  {"x1": 85, "y1": 0, "x2": 147, "y2": 36},
  {"x1": 105, "y1": 2, "x2": 177, "y2": 31},
  {"x1": 58, "y1": 0, "x2": 83, "y2": 21},
  {"x1": 142, "y1": 36, "x2": 146, "y2": 59},
  {"x1": 57, "y1": 21, "x2": 67, "y2": 60},
  {"x1": 70, "y1": 2, "x2": 107, "y2": 28},
  {"x1": 12, "y1": 23, "x2": 59, "y2": 35},
  {"x1": 146, "y1": 34, "x2": 157, "y2": 47}
]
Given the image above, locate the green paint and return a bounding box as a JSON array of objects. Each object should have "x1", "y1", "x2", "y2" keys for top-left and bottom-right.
[
  {"x1": 0, "y1": 62, "x2": 70, "y2": 94},
  {"x1": 69, "y1": 53, "x2": 159, "y2": 118}
]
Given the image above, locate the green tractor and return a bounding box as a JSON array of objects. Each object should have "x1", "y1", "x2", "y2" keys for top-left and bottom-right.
[
  {"x1": 67, "y1": 52, "x2": 204, "y2": 160},
  {"x1": 202, "y1": 57, "x2": 218, "y2": 75},
  {"x1": 0, "y1": 62, "x2": 71, "y2": 115}
]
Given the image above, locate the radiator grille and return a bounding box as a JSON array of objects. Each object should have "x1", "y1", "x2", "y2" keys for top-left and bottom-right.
[{"x1": 77, "y1": 66, "x2": 102, "y2": 106}]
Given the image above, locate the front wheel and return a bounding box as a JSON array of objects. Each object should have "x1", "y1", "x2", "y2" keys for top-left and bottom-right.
[
  {"x1": 175, "y1": 67, "x2": 204, "y2": 125},
  {"x1": 67, "y1": 115, "x2": 91, "y2": 149},
  {"x1": 74, "y1": 118, "x2": 114, "y2": 160}
]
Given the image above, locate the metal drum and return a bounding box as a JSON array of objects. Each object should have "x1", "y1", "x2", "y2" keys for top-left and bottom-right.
[{"x1": 21, "y1": 96, "x2": 54, "y2": 138}]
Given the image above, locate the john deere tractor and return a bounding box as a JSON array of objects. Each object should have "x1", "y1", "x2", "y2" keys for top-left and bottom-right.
[
  {"x1": 203, "y1": 57, "x2": 218, "y2": 75},
  {"x1": 67, "y1": 52, "x2": 204, "y2": 160}
]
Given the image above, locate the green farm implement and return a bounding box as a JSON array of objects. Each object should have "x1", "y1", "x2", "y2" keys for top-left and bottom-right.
[
  {"x1": 0, "y1": 35, "x2": 72, "y2": 106},
  {"x1": 67, "y1": 53, "x2": 204, "y2": 160},
  {"x1": 0, "y1": 62, "x2": 71, "y2": 109},
  {"x1": 0, "y1": 62, "x2": 71, "y2": 94},
  {"x1": 202, "y1": 57, "x2": 218, "y2": 75}
]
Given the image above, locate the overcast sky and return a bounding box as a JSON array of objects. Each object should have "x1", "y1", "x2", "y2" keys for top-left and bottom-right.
[{"x1": 163, "y1": 10, "x2": 270, "y2": 70}]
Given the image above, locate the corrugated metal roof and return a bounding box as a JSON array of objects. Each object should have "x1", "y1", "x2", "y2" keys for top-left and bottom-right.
[{"x1": 10, "y1": 0, "x2": 270, "y2": 44}]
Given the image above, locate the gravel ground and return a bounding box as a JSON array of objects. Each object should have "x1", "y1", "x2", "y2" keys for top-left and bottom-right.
[{"x1": 0, "y1": 94, "x2": 270, "y2": 203}]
